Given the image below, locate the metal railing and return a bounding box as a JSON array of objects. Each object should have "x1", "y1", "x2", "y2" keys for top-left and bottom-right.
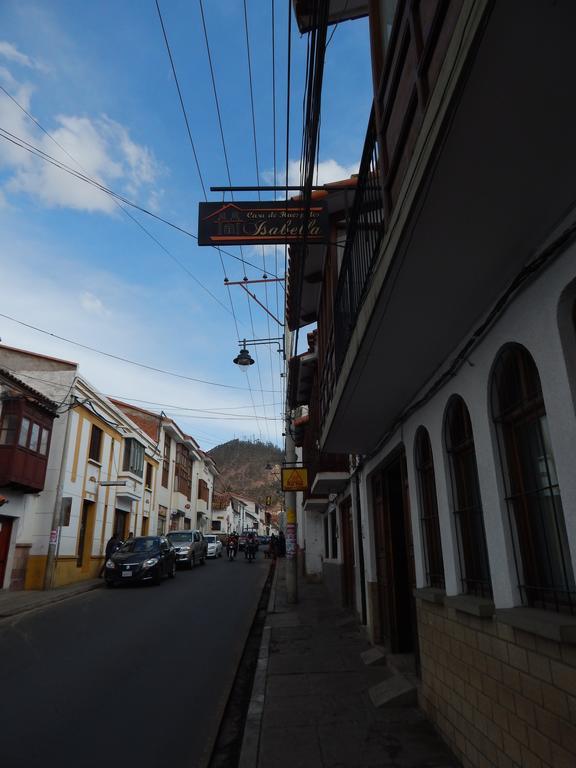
[{"x1": 332, "y1": 109, "x2": 385, "y2": 382}]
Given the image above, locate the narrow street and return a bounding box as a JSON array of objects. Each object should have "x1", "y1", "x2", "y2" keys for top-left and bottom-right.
[{"x1": 0, "y1": 556, "x2": 270, "y2": 768}]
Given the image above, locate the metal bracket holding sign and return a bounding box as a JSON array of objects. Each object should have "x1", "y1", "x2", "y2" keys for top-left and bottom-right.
[
  {"x1": 281, "y1": 467, "x2": 309, "y2": 492},
  {"x1": 198, "y1": 201, "x2": 329, "y2": 246}
]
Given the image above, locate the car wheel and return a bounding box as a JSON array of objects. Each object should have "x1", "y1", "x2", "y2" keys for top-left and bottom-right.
[
  {"x1": 105, "y1": 580, "x2": 114, "y2": 589},
  {"x1": 190, "y1": 554, "x2": 195, "y2": 569},
  {"x1": 153, "y1": 567, "x2": 162, "y2": 586},
  {"x1": 169, "y1": 560, "x2": 176, "y2": 578}
]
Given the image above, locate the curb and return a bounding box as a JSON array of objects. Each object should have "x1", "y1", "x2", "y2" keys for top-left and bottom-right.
[
  {"x1": 200, "y1": 561, "x2": 273, "y2": 768},
  {"x1": 0, "y1": 580, "x2": 103, "y2": 621},
  {"x1": 238, "y1": 560, "x2": 279, "y2": 768}
]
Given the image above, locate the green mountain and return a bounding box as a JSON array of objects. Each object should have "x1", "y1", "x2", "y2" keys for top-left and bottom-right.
[{"x1": 208, "y1": 438, "x2": 283, "y2": 510}]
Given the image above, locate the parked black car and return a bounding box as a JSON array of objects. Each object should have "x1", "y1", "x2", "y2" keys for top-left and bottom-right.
[{"x1": 105, "y1": 536, "x2": 176, "y2": 587}]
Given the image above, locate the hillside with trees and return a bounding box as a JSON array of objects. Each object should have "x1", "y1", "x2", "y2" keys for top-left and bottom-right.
[{"x1": 208, "y1": 438, "x2": 283, "y2": 510}]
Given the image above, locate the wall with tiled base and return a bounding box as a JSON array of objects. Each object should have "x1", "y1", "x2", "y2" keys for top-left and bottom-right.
[{"x1": 416, "y1": 597, "x2": 576, "y2": 768}]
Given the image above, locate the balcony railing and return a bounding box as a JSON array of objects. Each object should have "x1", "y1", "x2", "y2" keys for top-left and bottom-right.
[{"x1": 324, "y1": 0, "x2": 463, "y2": 425}]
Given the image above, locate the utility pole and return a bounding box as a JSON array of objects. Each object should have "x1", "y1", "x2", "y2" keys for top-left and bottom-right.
[
  {"x1": 44, "y1": 394, "x2": 76, "y2": 590},
  {"x1": 284, "y1": 421, "x2": 298, "y2": 603}
]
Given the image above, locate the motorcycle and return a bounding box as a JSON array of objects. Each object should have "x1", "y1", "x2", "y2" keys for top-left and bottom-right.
[
  {"x1": 245, "y1": 541, "x2": 256, "y2": 563},
  {"x1": 227, "y1": 543, "x2": 237, "y2": 561}
]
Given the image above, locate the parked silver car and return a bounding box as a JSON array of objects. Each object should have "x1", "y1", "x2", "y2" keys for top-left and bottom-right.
[
  {"x1": 204, "y1": 534, "x2": 223, "y2": 558},
  {"x1": 166, "y1": 530, "x2": 207, "y2": 568}
]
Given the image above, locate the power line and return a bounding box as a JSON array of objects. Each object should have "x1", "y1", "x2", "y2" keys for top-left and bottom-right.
[
  {"x1": 154, "y1": 0, "x2": 207, "y2": 200},
  {"x1": 242, "y1": 0, "x2": 279, "y2": 441},
  {"x1": 109, "y1": 396, "x2": 281, "y2": 411},
  {"x1": 0, "y1": 311, "x2": 277, "y2": 393},
  {"x1": 0, "y1": 89, "x2": 233, "y2": 314},
  {"x1": 0, "y1": 124, "x2": 277, "y2": 279},
  {"x1": 154, "y1": 0, "x2": 244, "y2": 343},
  {"x1": 198, "y1": 0, "x2": 269, "y2": 441}
]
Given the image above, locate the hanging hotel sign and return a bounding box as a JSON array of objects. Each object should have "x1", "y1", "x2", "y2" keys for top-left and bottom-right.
[
  {"x1": 197, "y1": 201, "x2": 329, "y2": 246},
  {"x1": 281, "y1": 467, "x2": 309, "y2": 492}
]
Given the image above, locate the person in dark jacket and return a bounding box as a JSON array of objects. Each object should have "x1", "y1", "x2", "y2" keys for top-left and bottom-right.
[
  {"x1": 99, "y1": 532, "x2": 123, "y2": 576},
  {"x1": 278, "y1": 530, "x2": 286, "y2": 557}
]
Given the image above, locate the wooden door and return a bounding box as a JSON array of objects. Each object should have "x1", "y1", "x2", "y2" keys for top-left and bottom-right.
[
  {"x1": 77, "y1": 501, "x2": 95, "y2": 571},
  {"x1": 0, "y1": 515, "x2": 14, "y2": 588},
  {"x1": 340, "y1": 497, "x2": 356, "y2": 610},
  {"x1": 372, "y1": 450, "x2": 416, "y2": 652}
]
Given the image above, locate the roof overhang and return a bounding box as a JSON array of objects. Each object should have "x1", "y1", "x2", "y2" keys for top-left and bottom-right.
[
  {"x1": 322, "y1": 1, "x2": 576, "y2": 454},
  {"x1": 310, "y1": 471, "x2": 349, "y2": 495},
  {"x1": 303, "y1": 496, "x2": 329, "y2": 513},
  {"x1": 287, "y1": 181, "x2": 356, "y2": 331},
  {"x1": 292, "y1": 0, "x2": 368, "y2": 34},
  {"x1": 288, "y1": 350, "x2": 317, "y2": 408}
]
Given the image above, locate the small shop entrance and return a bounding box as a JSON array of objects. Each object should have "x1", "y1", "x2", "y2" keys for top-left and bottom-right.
[
  {"x1": 372, "y1": 449, "x2": 416, "y2": 653},
  {"x1": 77, "y1": 500, "x2": 96, "y2": 571},
  {"x1": 0, "y1": 515, "x2": 14, "y2": 588},
  {"x1": 340, "y1": 497, "x2": 356, "y2": 611},
  {"x1": 113, "y1": 509, "x2": 129, "y2": 539}
]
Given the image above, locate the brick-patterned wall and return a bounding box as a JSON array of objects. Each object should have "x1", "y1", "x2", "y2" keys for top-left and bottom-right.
[{"x1": 416, "y1": 598, "x2": 576, "y2": 768}]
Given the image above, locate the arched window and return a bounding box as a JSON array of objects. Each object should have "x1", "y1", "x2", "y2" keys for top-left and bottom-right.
[
  {"x1": 491, "y1": 344, "x2": 575, "y2": 611},
  {"x1": 415, "y1": 427, "x2": 445, "y2": 589},
  {"x1": 445, "y1": 396, "x2": 492, "y2": 597}
]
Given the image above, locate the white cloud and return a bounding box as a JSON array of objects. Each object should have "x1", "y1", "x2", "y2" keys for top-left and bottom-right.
[
  {"x1": 0, "y1": 41, "x2": 46, "y2": 72},
  {"x1": 0, "y1": 236, "x2": 281, "y2": 450},
  {"x1": 0, "y1": 63, "x2": 162, "y2": 214},
  {"x1": 80, "y1": 291, "x2": 109, "y2": 316},
  {"x1": 263, "y1": 157, "x2": 359, "y2": 191}
]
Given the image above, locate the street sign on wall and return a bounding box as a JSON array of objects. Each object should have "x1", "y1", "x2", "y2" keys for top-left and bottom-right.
[
  {"x1": 198, "y1": 201, "x2": 328, "y2": 246},
  {"x1": 281, "y1": 467, "x2": 308, "y2": 492}
]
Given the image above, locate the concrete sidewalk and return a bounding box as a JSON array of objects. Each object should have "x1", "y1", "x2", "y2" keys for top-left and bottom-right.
[
  {"x1": 0, "y1": 578, "x2": 102, "y2": 619},
  {"x1": 241, "y1": 559, "x2": 460, "y2": 768}
]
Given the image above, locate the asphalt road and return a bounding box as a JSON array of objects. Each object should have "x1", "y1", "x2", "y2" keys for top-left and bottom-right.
[{"x1": 0, "y1": 553, "x2": 270, "y2": 768}]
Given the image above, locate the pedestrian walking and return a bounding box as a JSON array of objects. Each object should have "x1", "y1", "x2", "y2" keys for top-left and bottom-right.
[
  {"x1": 268, "y1": 535, "x2": 277, "y2": 561},
  {"x1": 99, "y1": 531, "x2": 123, "y2": 577},
  {"x1": 278, "y1": 530, "x2": 286, "y2": 557}
]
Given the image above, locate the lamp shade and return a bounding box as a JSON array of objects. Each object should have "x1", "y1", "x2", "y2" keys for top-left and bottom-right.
[{"x1": 233, "y1": 347, "x2": 255, "y2": 366}]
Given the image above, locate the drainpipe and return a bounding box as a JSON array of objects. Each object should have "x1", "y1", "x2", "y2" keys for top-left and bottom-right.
[
  {"x1": 44, "y1": 392, "x2": 76, "y2": 590},
  {"x1": 355, "y1": 469, "x2": 367, "y2": 625}
]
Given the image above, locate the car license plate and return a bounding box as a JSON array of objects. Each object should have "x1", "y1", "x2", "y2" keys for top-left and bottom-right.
[{"x1": 122, "y1": 571, "x2": 133, "y2": 577}]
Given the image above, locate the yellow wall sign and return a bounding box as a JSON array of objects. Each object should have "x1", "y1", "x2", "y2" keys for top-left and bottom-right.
[{"x1": 281, "y1": 467, "x2": 308, "y2": 492}]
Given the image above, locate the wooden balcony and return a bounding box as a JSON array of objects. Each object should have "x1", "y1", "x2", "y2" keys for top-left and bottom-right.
[
  {"x1": 0, "y1": 399, "x2": 55, "y2": 493},
  {"x1": 324, "y1": 0, "x2": 464, "y2": 425}
]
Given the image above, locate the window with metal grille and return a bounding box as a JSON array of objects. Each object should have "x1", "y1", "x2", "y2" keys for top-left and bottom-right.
[
  {"x1": 491, "y1": 344, "x2": 575, "y2": 612},
  {"x1": 415, "y1": 427, "x2": 445, "y2": 589},
  {"x1": 444, "y1": 396, "x2": 492, "y2": 598},
  {"x1": 122, "y1": 438, "x2": 144, "y2": 477},
  {"x1": 198, "y1": 478, "x2": 209, "y2": 503},
  {"x1": 175, "y1": 443, "x2": 192, "y2": 498},
  {"x1": 330, "y1": 509, "x2": 338, "y2": 559},
  {"x1": 89, "y1": 425, "x2": 102, "y2": 462},
  {"x1": 145, "y1": 462, "x2": 153, "y2": 489},
  {"x1": 162, "y1": 435, "x2": 171, "y2": 488}
]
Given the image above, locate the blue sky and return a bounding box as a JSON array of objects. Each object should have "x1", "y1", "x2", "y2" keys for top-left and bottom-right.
[{"x1": 0, "y1": 0, "x2": 372, "y2": 450}]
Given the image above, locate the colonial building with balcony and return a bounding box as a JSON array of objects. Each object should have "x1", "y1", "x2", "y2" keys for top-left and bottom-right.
[
  {"x1": 111, "y1": 401, "x2": 213, "y2": 534},
  {"x1": 0, "y1": 345, "x2": 158, "y2": 588},
  {"x1": 0, "y1": 367, "x2": 58, "y2": 589},
  {"x1": 290, "y1": 2, "x2": 576, "y2": 767},
  {"x1": 191, "y1": 448, "x2": 218, "y2": 533}
]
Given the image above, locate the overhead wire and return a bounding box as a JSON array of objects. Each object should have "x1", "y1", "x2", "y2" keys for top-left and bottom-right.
[
  {"x1": 0, "y1": 311, "x2": 277, "y2": 393},
  {"x1": 198, "y1": 0, "x2": 270, "y2": 440},
  {"x1": 154, "y1": 0, "x2": 243, "y2": 342},
  {"x1": 0, "y1": 123, "x2": 276, "y2": 278},
  {"x1": 242, "y1": 0, "x2": 278, "y2": 443}
]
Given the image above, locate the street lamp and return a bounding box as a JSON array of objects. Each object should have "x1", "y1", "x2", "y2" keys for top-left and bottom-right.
[
  {"x1": 232, "y1": 337, "x2": 284, "y2": 368},
  {"x1": 233, "y1": 342, "x2": 255, "y2": 367}
]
